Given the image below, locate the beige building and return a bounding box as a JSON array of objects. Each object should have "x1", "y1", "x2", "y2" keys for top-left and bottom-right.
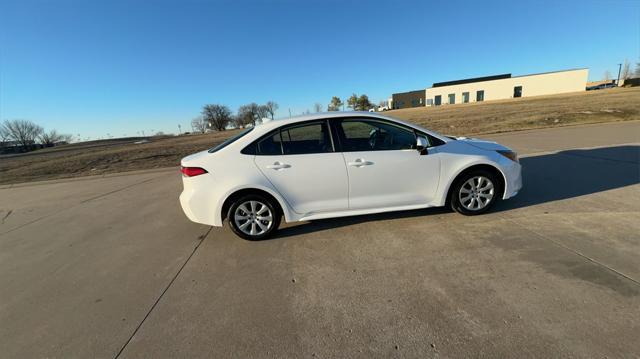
[{"x1": 423, "y1": 68, "x2": 588, "y2": 106}]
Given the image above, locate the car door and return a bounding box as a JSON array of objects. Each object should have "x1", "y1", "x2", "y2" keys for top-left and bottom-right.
[
  {"x1": 333, "y1": 118, "x2": 441, "y2": 210},
  {"x1": 253, "y1": 120, "x2": 349, "y2": 215}
]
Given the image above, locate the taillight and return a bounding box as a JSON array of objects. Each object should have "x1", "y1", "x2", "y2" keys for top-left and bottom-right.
[{"x1": 181, "y1": 166, "x2": 208, "y2": 177}]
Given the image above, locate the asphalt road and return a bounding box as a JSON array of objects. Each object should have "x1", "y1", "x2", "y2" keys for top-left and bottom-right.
[{"x1": 1, "y1": 121, "x2": 639, "y2": 358}]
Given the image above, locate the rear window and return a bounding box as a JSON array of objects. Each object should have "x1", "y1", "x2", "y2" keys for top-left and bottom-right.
[
  {"x1": 246, "y1": 121, "x2": 333, "y2": 156},
  {"x1": 208, "y1": 128, "x2": 253, "y2": 153}
]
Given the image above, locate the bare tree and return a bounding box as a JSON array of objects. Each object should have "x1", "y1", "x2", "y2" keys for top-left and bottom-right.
[
  {"x1": 236, "y1": 105, "x2": 254, "y2": 128},
  {"x1": 314, "y1": 103, "x2": 323, "y2": 113},
  {"x1": 237, "y1": 103, "x2": 267, "y2": 127},
  {"x1": 264, "y1": 101, "x2": 279, "y2": 120},
  {"x1": 39, "y1": 129, "x2": 72, "y2": 147},
  {"x1": 191, "y1": 116, "x2": 207, "y2": 134},
  {"x1": 635, "y1": 59, "x2": 640, "y2": 77},
  {"x1": 202, "y1": 104, "x2": 232, "y2": 131},
  {"x1": 1, "y1": 119, "x2": 43, "y2": 150},
  {"x1": 327, "y1": 96, "x2": 343, "y2": 111},
  {"x1": 0, "y1": 125, "x2": 8, "y2": 147},
  {"x1": 256, "y1": 104, "x2": 269, "y2": 122},
  {"x1": 621, "y1": 59, "x2": 631, "y2": 80}
]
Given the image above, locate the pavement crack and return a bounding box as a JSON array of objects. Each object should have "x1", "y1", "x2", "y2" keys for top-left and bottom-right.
[
  {"x1": 0, "y1": 177, "x2": 161, "y2": 236},
  {"x1": 503, "y1": 216, "x2": 640, "y2": 288},
  {"x1": 81, "y1": 178, "x2": 156, "y2": 204},
  {"x1": 113, "y1": 227, "x2": 212, "y2": 359},
  {"x1": 1, "y1": 209, "x2": 12, "y2": 224}
]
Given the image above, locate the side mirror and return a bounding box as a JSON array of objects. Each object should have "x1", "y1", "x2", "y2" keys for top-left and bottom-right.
[{"x1": 416, "y1": 136, "x2": 429, "y2": 155}]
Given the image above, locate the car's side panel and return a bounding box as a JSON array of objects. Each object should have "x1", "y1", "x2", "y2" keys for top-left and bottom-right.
[
  {"x1": 180, "y1": 150, "x2": 298, "y2": 227},
  {"x1": 254, "y1": 152, "x2": 349, "y2": 215},
  {"x1": 429, "y1": 141, "x2": 519, "y2": 206},
  {"x1": 343, "y1": 149, "x2": 441, "y2": 209}
]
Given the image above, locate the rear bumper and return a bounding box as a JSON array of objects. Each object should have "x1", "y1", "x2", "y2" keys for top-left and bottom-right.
[
  {"x1": 179, "y1": 190, "x2": 199, "y2": 223},
  {"x1": 179, "y1": 186, "x2": 224, "y2": 227}
]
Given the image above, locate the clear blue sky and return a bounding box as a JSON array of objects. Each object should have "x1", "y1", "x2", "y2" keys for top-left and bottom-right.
[{"x1": 1, "y1": 0, "x2": 638, "y2": 139}]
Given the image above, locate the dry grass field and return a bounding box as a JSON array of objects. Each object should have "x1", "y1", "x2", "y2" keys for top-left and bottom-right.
[
  {"x1": 1, "y1": 87, "x2": 638, "y2": 185},
  {"x1": 385, "y1": 86, "x2": 640, "y2": 135}
]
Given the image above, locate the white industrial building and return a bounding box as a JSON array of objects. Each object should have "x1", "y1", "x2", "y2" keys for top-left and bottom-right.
[
  {"x1": 391, "y1": 68, "x2": 589, "y2": 109},
  {"x1": 425, "y1": 68, "x2": 588, "y2": 106}
]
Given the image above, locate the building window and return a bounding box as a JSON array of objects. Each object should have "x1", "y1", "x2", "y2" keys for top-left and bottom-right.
[
  {"x1": 462, "y1": 92, "x2": 469, "y2": 103},
  {"x1": 426, "y1": 99, "x2": 433, "y2": 106},
  {"x1": 476, "y1": 90, "x2": 484, "y2": 102},
  {"x1": 434, "y1": 95, "x2": 441, "y2": 106},
  {"x1": 513, "y1": 86, "x2": 522, "y2": 98},
  {"x1": 448, "y1": 93, "x2": 455, "y2": 105}
]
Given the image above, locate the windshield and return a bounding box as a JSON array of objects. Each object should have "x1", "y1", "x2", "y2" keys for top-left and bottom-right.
[{"x1": 208, "y1": 127, "x2": 253, "y2": 153}]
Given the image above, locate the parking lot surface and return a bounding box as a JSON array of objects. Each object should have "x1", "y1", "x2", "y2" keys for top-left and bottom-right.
[{"x1": 1, "y1": 121, "x2": 639, "y2": 358}]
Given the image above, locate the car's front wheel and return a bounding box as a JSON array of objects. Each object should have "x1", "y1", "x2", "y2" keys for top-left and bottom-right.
[
  {"x1": 228, "y1": 194, "x2": 281, "y2": 240},
  {"x1": 450, "y1": 170, "x2": 499, "y2": 215}
]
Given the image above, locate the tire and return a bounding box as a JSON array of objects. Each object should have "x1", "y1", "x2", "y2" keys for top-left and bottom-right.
[
  {"x1": 227, "y1": 194, "x2": 281, "y2": 240},
  {"x1": 450, "y1": 169, "x2": 500, "y2": 215}
]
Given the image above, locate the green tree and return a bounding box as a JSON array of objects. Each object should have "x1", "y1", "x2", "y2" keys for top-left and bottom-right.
[
  {"x1": 357, "y1": 94, "x2": 372, "y2": 111},
  {"x1": 327, "y1": 96, "x2": 343, "y2": 111},
  {"x1": 347, "y1": 93, "x2": 358, "y2": 110}
]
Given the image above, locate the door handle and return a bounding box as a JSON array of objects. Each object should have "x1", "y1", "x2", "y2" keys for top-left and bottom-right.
[
  {"x1": 266, "y1": 162, "x2": 291, "y2": 170},
  {"x1": 347, "y1": 158, "x2": 374, "y2": 167}
]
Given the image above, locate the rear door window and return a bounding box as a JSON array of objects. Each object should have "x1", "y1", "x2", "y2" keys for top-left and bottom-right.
[
  {"x1": 257, "y1": 132, "x2": 282, "y2": 155},
  {"x1": 281, "y1": 122, "x2": 332, "y2": 155},
  {"x1": 255, "y1": 121, "x2": 333, "y2": 155}
]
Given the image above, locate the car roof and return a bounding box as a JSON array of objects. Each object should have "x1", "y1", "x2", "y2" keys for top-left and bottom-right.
[{"x1": 249, "y1": 111, "x2": 446, "y2": 139}]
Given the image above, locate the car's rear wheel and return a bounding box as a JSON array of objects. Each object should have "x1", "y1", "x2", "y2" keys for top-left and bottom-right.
[
  {"x1": 450, "y1": 170, "x2": 499, "y2": 215},
  {"x1": 228, "y1": 194, "x2": 281, "y2": 240}
]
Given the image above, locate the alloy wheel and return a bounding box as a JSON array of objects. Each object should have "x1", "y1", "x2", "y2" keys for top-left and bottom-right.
[
  {"x1": 234, "y1": 200, "x2": 273, "y2": 236},
  {"x1": 458, "y1": 176, "x2": 495, "y2": 211}
]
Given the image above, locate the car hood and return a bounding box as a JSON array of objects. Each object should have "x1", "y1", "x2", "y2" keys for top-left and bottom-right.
[{"x1": 454, "y1": 137, "x2": 511, "y2": 152}]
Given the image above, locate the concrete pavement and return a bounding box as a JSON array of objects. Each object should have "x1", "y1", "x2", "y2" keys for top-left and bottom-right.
[{"x1": 1, "y1": 121, "x2": 639, "y2": 358}]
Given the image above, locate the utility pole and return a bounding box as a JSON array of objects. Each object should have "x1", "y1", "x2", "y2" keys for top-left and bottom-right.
[
  {"x1": 616, "y1": 63, "x2": 622, "y2": 86},
  {"x1": 288, "y1": 108, "x2": 292, "y2": 118},
  {"x1": 178, "y1": 124, "x2": 182, "y2": 135}
]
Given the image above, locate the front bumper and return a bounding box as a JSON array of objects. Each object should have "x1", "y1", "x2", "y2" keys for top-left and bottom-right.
[{"x1": 502, "y1": 161, "x2": 523, "y2": 199}]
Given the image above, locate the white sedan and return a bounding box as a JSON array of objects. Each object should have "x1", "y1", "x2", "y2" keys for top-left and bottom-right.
[{"x1": 180, "y1": 112, "x2": 522, "y2": 240}]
